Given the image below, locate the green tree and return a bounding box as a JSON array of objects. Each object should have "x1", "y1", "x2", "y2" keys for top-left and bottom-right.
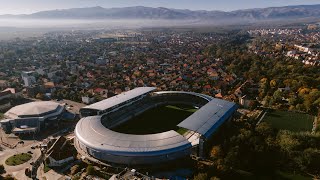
[
  {"x1": 0, "y1": 164, "x2": 5, "y2": 174},
  {"x1": 2, "y1": 174, "x2": 15, "y2": 180},
  {"x1": 255, "y1": 122, "x2": 273, "y2": 137},
  {"x1": 86, "y1": 165, "x2": 96, "y2": 176},
  {"x1": 288, "y1": 96, "x2": 297, "y2": 106},
  {"x1": 272, "y1": 89, "x2": 283, "y2": 103},
  {"x1": 277, "y1": 131, "x2": 300, "y2": 153}
]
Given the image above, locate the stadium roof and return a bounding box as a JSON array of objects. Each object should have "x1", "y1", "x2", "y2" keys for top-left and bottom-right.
[
  {"x1": 154, "y1": 91, "x2": 214, "y2": 101},
  {"x1": 4, "y1": 101, "x2": 63, "y2": 119},
  {"x1": 75, "y1": 116, "x2": 192, "y2": 156},
  {"x1": 82, "y1": 87, "x2": 156, "y2": 111},
  {"x1": 178, "y1": 98, "x2": 238, "y2": 138}
]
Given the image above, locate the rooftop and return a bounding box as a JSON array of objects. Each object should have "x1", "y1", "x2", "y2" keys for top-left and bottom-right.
[
  {"x1": 75, "y1": 115, "x2": 192, "y2": 156},
  {"x1": 178, "y1": 98, "x2": 238, "y2": 138},
  {"x1": 81, "y1": 87, "x2": 156, "y2": 111},
  {"x1": 4, "y1": 101, "x2": 63, "y2": 119}
]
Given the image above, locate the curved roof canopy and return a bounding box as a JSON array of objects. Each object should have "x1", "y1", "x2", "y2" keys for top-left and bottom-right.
[{"x1": 75, "y1": 116, "x2": 192, "y2": 156}]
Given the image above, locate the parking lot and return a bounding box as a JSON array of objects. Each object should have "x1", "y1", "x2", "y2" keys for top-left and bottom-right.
[{"x1": 53, "y1": 99, "x2": 86, "y2": 115}]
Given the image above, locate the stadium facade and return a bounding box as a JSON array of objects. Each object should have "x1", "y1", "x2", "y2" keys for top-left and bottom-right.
[
  {"x1": 75, "y1": 87, "x2": 238, "y2": 166},
  {"x1": 0, "y1": 101, "x2": 65, "y2": 134}
]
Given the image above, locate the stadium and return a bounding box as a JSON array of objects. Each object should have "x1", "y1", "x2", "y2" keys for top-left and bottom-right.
[
  {"x1": 0, "y1": 101, "x2": 65, "y2": 134},
  {"x1": 75, "y1": 87, "x2": 238, "y2": 166}
]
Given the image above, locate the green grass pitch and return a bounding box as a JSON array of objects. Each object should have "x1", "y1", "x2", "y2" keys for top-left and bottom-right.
[
  {"x1": 262, "y1": 110, "x2": 314, "y2": 132},
  {"x1": 112, "y1": 105, "x2": 197, "y2": 135}
]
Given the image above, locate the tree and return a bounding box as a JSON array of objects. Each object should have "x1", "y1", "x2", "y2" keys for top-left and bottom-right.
[
  {"x1": 255, "y1": 122, "x2": 273, "y2": 137},
  {"x1": 2, "y1": 174, "x2": 15, "y2": 180},
  {"x1": 277, "y1": 130, "x2": 300, "y2": 153},
  {"x1": 288, "y1": 96, "x2": 297, "y2": 106},
  {"x1": 296, "y1": 104, "x2": 305, "y2": 112},
  {"x1": 270, "y1": 79, "x2": 277, "y2": 88},
  {"x1": 301, "y1": 148, "x2": 320, "y2": 174},
  {"x1": 259, "y1": 78, "x2": 270, "y2": 98},
  {"x1": 272, "y1": 90, "x2": 283, "y2": 103},
  {"x1": 193, "y1": 173, "x2": 208, "y2": 180},
  {"x1": 210, "y1": 145, "x2": 223, "y2": 160},
  {"x1": 86, "y1": 165, "x2": 96, "y2": 176},
  {"x1": 263, "y1": 96, "x2": 272, "y2": 107},
  {"x1": 36, "y1": 93, "x2": 45, "y2": 100},
  {"x1": 0, "y1": 164, "x2": 5, "y2": 174}
]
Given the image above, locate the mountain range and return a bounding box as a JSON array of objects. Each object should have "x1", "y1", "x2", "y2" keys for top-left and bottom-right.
[{"x1": 1, "y1": 4, "x2": 320, "y2": 22}]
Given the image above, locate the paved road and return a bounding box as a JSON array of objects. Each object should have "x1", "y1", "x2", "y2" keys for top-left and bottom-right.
[
  {"x1": 0, "y1": 143, "x2": 41, "y2": 179},
  {"x1": 42, "y1": 169, "x2": 64, "y2": 180}
]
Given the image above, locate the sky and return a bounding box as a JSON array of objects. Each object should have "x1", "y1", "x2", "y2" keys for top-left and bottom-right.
[{"x1": 1, "y1": 0, "x2": 320, "y2": 15}]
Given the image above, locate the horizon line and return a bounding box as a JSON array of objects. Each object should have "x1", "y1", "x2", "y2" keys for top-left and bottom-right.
[{"x1": 0, "y1": 3, "x2": 319, "y2": 16}]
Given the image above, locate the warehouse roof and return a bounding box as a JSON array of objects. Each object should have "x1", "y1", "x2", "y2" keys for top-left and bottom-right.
[
  {"x1": 178, "y1": 98, "x2": 238, "y2": 138},
  {"x1": 75, "y1": 116, "x2": 192, "y2": 156},
  {"x1": 81, "y1": 87, "x2": 156, "y2": 111}
]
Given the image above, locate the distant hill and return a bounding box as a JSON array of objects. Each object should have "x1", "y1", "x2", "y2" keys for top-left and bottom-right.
[{"x1": 1, "y1": 4, "x2": 320, "y2": 22}]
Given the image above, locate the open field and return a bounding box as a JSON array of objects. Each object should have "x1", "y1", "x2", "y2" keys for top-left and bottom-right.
[
  {"x1": 262, "y1": 110, "x2": 314, "y2": 132},
  {"x1": 112, "y1": 105, "x2": 197, "y2": 135},
  {"x1": 276, "y1": 171, "x2": 312, "y2": 180},
  {"x1": 235, "y1": 170, "x2": 312, "y2": 180}
]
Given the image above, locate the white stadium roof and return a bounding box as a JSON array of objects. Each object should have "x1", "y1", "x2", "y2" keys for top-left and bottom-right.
[
  {"x1": 75, "y1": 116, "x2": 192, "y2": 156},
  {"x1": 82, "y1": 87, "x2": 156, "y2": 111},
  {"x1": 75, "y1": 90, "x2": 238, "y2": 165},
  {"x1": 178, "y1": 98, "x2": 238, "y2": 138},
  {"x1": 4, "y1": 101, "x2": 62, "y2": 119}
]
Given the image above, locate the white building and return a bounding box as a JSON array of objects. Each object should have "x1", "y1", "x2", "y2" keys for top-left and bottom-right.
[
  {"x1": 21, "y1": 71, "x2": 36, "y2": 87},
  {"x1": 0, "y1": 101, "x2": 65, "y2": 134},
  {"x1": 82, "y1": 96, "x2": 95, "y2": 104}
]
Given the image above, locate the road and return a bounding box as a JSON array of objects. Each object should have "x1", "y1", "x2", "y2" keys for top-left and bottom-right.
[{"x1": 0, "y1": 142, "x2": 41, "y2": 179}]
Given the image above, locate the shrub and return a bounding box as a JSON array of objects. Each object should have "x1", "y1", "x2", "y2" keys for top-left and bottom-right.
[
  {"x1": 3, "y1": 174, "x2": 15, "y2": 180},
  {"x1": 0, "y1": 164, "x2": 5, "y2": 174}
]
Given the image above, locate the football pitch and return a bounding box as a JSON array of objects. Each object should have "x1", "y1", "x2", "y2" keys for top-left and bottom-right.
[
  {"x1": 262, "y1": 110, "x2": 314, "y2": 132},
  {"x1": 112, "y1": 105, "x2": 197, "y2": 135}
]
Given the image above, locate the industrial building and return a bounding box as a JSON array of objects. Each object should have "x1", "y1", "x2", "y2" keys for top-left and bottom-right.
[
  {"x1": 0, "y1": 101, "x2": 65, "y2": 134},
  {"x1": 75, "y1": 87, "x2": 238, "y2": 166}
]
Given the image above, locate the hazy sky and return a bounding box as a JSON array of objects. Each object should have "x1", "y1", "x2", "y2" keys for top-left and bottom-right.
[{"x1": 1, "y1": 0, "x2": 320, "y2": 15}]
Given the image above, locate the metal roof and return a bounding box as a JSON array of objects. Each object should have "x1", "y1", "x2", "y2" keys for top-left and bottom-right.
[
  {"x1": 75, "y1": 116, "x2": 192, "y2": 156},
  {"x1": 178, "y1": 98, "x2": 238, "y2": 138},
  {"x1": 154, "y1": 91, "x2": 214, "y2": 101},
  {"x1": 81, "y1": 87, "x2": 156, "y2": 111},
  {"x1": 4, "y1": 101, "x2": 63, "y2": 119}
]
